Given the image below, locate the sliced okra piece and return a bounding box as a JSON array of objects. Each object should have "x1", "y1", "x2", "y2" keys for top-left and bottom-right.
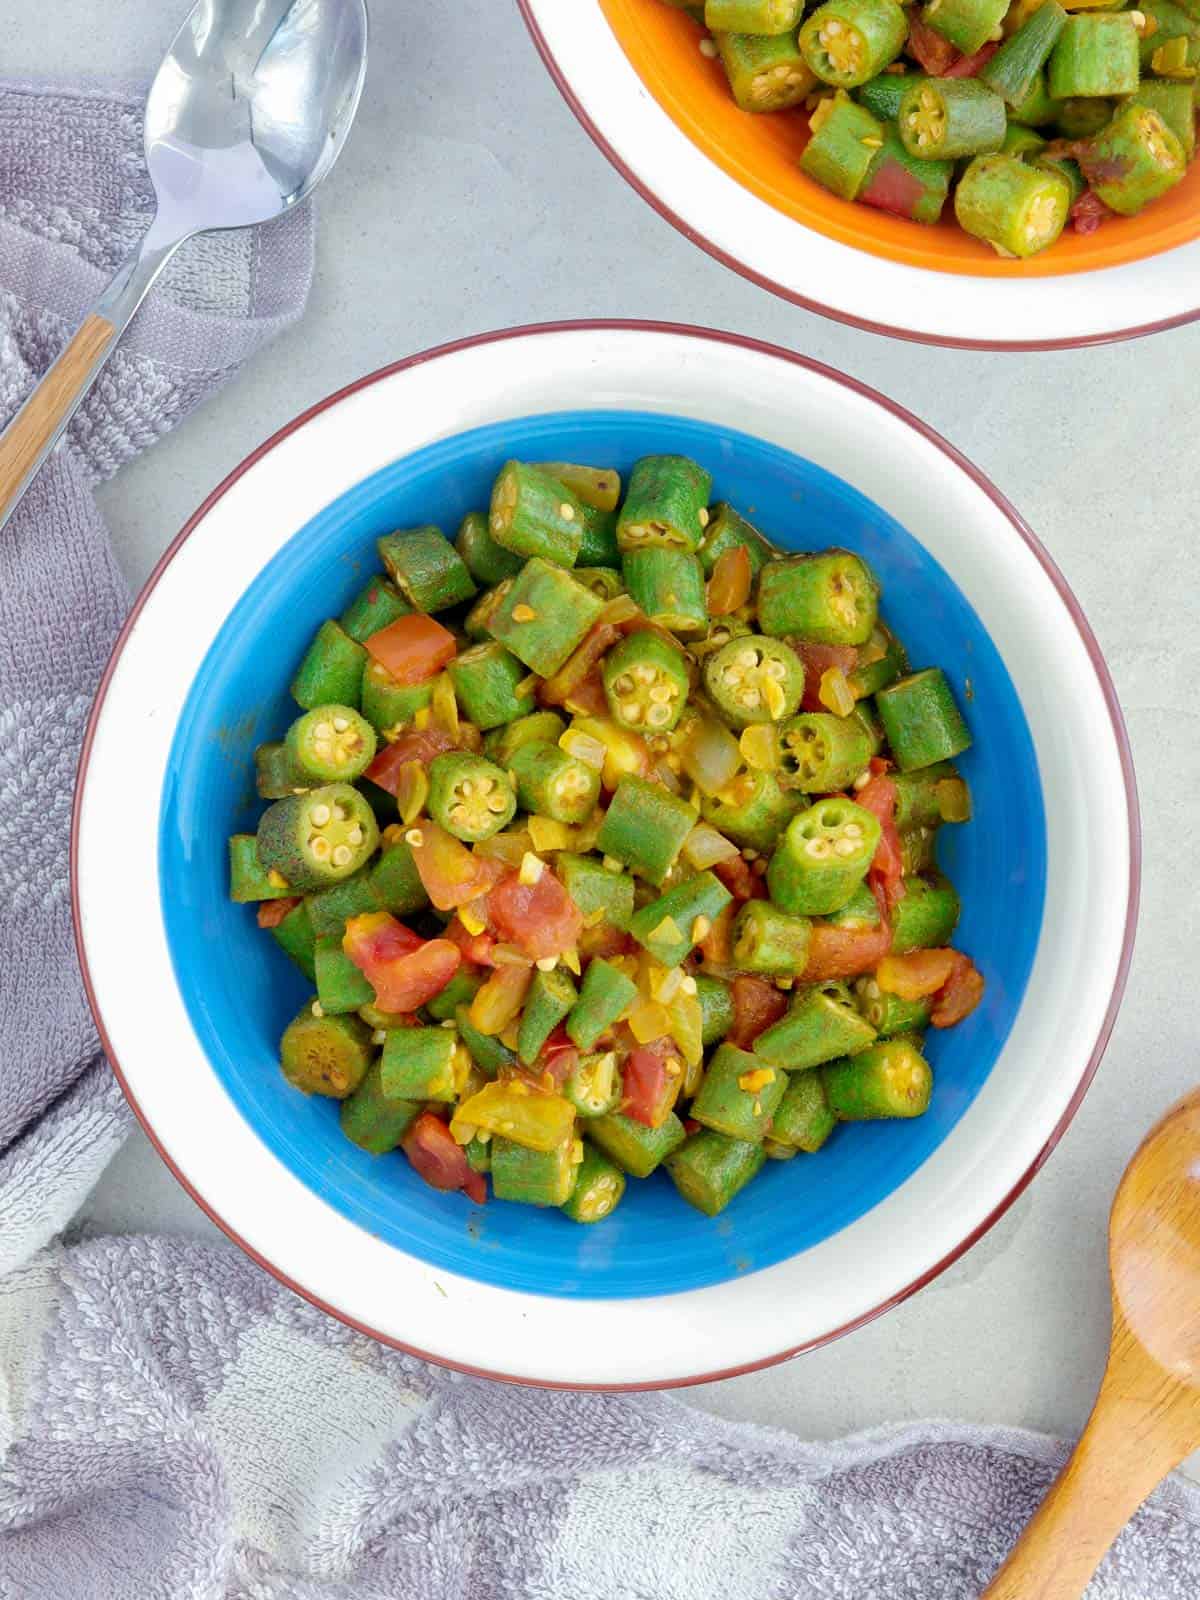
[
  {"x1": 378, "y1": 525, "x2": 477, "y2": 611},
  {"x1": 1079, "y1": 103, "x2": 1187, "y2": 214},
  {"x1": 856, "y1": 70, "x2": 925, "y2": 123},
  {"x1": 270, "y1": 900, "x2": 317, "y2": 980},
  {"x1": 758, "y1": 550, "x2": 879, "y2": 645},
  {"x1": 491, "y1": 1135, "x2": 577, "y2": 1207},
  {"x1": 455, "y1": 1004, "x2": 516, "y2": 1079},
  {"x1": 799, "y1": 92, "x2": 886, "y2": 199},
  {"x1": 769, "y1": 1070, "x2": 837, "y2": 1152},
  {"x1": 557, "y1": 851, "x2": 636, "y2": 931},
  {"x1": 455, "y1": 510, "x2": 523, "y2": 587},
  {"x1": 280, "y1": 1003, "x2": 372, "y2": 1098},
  {"x1": 338, "y1": 577, "x2": 411, "y2": 643},
  {"x1": 853, "y1": 975, "x2": 933, "y2": 1038},
  {"x1": 705, "y1": 0, "x2": 803, "y2": 30},
  {"x1": 767, "y1": 797, "x2": 881, "y2": 916},
  {"x1": 876, "y1": 668, "x2": 971, "y2": 770},
  {"x1": 380, "y1": 1024, "x2": 461, "y2": 1102},
  {"x1": 596, "y1": 774, "x2": 697, "y2": 885},
  {"x1": 602, "y1": 631, "x2": 691, "y2": 735},
  {"x1": 860, "y1": 125, "x2": 954, "y2": 224},
  {"x1": 339, "y1": 1058, "x2": 421, "y2": 1154},
  {"x1": 1130, "y1": 79, "x2": 1197, "y2": 160},
  {"x1": 447, "y1": 640, "x2": 536, "y2": 731},
  {"x1": 899, "y1": 78, "x2": 1007, "y2": 161},
  {"x1": 254, "y1": 740, "x2": 309, "y2": 800},
  {"x1": 464, "y1": 579, "x2": 513, "y2": 640},
  {"x1": 616, "y1": 454, "x2": 713, "y2": 555},
  {"x1": 703, "y1": 634, "x2": 805, "y2": 727},
  {"x1": 892, "y1": 762, "x2": 970, "y2": 829},
  {"x1": 360, "y1": 659, "x2": 434, "y2": 735},
  {"x1": 1009, "y1": 70, "x2": 1057, "y2": 128},
  {"x1": 285, "y1": 703, "x2": 376, "y2": 784},
  {"x1": 257, "y1": 783, "x2": 380, "y2": 892},
  {"x1": 979, "y1": 1, "x2": 1067, "y2": 107},
  {"x1": 427, "y1": 752, "x2": 517, "y2": 843},
  {"x1": 1047, "y1": 12, "x2": 1139, "y2": 97},
  {"x1": 229, "y1": 834, "x2": 294, "y2": 903},
  {"x1": 666, "y1": 1129, "x2": 766, "y2": 1217},
  {"x1": 900, "y1": 825, "x2": 939, "y2": 878},
  {"x1": 691, "y1": 1043, "x2": 787, "y2": 1141},
  {"x1": 489, "y1": 461, "x2": 585, "y2": 568},
  {"x1": 731, "y1": 899, "x2": 813, "y2": 975},
  {"x1": 566, "y1": 959, "x2": 638, "y2": 1050},
  {"x1": 628, "y1": 871, "x2": 733, "y2": 968},
  {"x1": 920, "y1": 0, "x2": 1008, "y2": 55},
  {"x1": 754, "y1": 984, "x2": 877, "y2": 1071},
  {"x1": 890, "y1": 872, "x2": 961, "y2": 952},
  {"x1": 701, "y1": 766, "x2": 800, "y2": 852},
  {"x1": 846, "y1": 624, "x2": 906, "y2": 699},
  {"x1": 622, "y1": 548, "x2": 708, "y2": 636},
  {"x1": 424, "y1": 968, "x2": 486, "y2": 1023},
  {"x1": 778, "y1": 711, "x2": 874, "y2": 792},
  {"x1": 1054, "y1": 97, "x2": 1113, "y2": 139},
  {"x1": 306, "y1": 870, "x2": 384, "y2": 940},
  {"x1": 371, "y1": 839, "x2": 431, "y2": 916},
  {"x1": 588, "y1": 1109, "x2": 687, "y2": 1177},
  {"x1": 532, "y1": 461, "x2": 622, "y2": 512},
  {"x1": 483, "y1": 708, "x2": 567, "y2": 766},
  {"x1": 1139, "y1": 0, "x2": 1200, "y2": 75},
  {"x1": 315, "y1": 935, "x2": 377, "y2": 1014},
  {"x1": 290, "y1": 620, "x2": 366, "y2": 710},
  {"x1": 465, "y1": 1135, "x2": 492, "y2": 1175},
  {"x1": 577, "y1": 509, "x2": 622, "y2": 569},
  {"x1": 827, "y1": 879, "x2": 882, "y2": 929},
  {"x1": 799, "y1": 0, "x2": 907, "y2": 87},
  {"x1": 715, "y1": 29, "x2": 818, "y2": 111},
  {"x1": 695, "y1": 973, "x2": 735, "y2": 1046},
  {"x1": 486, "y1": 557, "x2": 604, "y2": 677},
  {"x1": 573, "y1": 566, "x2": 626, "y2": 602},
  {"x1": 822, "y1": 1037, "x2": 932, "y2": 1120},
  {"x1": 508, "y1": 741, "x2": 602, "y2": 825},
  {"x1": 564, "y1": 1049, "x2": 624, "y2": 1117},
  {"x1": 1001, "y1": 120, "x2": 1048, "y2": 152},
  {"x1": 696, "y1": 502, "x2": 773, "y2": 576},
  {"x1": 561, "y1": 1144, "x2": 626, "y2": 1222},
  {"x1": 517, "y1": 967, "x2": 580, "y2": 1065}
]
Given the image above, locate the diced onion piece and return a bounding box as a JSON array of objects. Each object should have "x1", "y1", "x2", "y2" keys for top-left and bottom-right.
[
  {"x1": 628, "y1": 997, "x2": 672, "y2": 1043},
  {"x1": 491, "y1": 942, "x2": 534, "y2": 967},
  {"x1": 598, "y1": 593, "x2": 641, "y2": 626},
  {"x1": 682, "y1": 822, "x2": 740, "y2": 870},
  {"x1": 560, "y1": 728, "x2": 606, "y2": 771},
  {"x1": 518, "y1": 851, "x2": 546, "y2": 886},
  {"x1": 675, "y1": 713, "x2": 741, "y2": 797},
  {"x1": 396, "y1": 761, "x2": 429, "y2": 826},
  {"x1": 654, "y1": 758, "x2": 684, "y2": 795},
  {"x1": 458, "y1": 897, "x2": 488, "y2": 937},
  {"x1": 431, "y1": 672, "x2": 460, "y2": 737},
  {"x1": 739, "y1": 725, "x2": 780, "y2": 772},
  {"x1": 468, "y1": 963, "x2": 533, "y2": 1034},
  {"x1": 475, "y1": 828, "x2": 533, "y2": 867},
  {"x1": 666, "y1": 988, "x2": 704, "y2": 1068},
  {"x1": 818, "y1": 667, "x2": 856, "y2": 717},
  {"x1": 528, "y1": 815, "x2": 572, "y2": 852}
]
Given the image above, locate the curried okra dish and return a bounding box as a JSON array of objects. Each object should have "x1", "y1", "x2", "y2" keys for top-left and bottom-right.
[
  {"x1": 662, "y1": 0, "x2": 1200, "y2": 257},
  {"x1": 229, "y1": 453, "x2": 984, "y2": 1226}
]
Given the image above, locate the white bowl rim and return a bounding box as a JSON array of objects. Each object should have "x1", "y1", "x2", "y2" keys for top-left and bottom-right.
[
  {"x1": 73, "y1": 319, "x2": 1141, "y2": 1389},
  {"x1": 518, "y1": 1, "x2": 1200, "y2": 351}
]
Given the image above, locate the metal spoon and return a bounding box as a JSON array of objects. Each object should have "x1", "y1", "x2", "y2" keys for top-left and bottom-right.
[
  {"x1": 0, "y1": 0, "x2": 368, "y2": 532},
  {"x1": 983, "y1": 1087, "x2": 1200, "y2": 1598}
]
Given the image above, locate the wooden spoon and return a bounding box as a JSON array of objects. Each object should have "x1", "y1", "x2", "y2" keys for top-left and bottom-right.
[{"x1": 983, "y1": 1088, "x2": 1200, "y2": 1599}]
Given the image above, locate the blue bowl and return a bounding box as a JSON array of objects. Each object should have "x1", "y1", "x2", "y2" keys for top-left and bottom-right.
[{"x1": 160, "y1": 409, "x2": 1045, "y2": 1300}]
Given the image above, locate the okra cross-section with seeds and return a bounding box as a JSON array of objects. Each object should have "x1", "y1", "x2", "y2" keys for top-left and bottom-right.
[{"x1": 231, "y1": 442, "x2": 983, "y2": 1222}]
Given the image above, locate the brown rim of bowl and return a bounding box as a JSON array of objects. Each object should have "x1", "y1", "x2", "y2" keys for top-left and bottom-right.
[
  {"x1": 516, "y1": 0, "x2": 1200, "y2": 353},
  {"x1": 72, "y1": 319, "x2": 1141, "y2": 1390}
]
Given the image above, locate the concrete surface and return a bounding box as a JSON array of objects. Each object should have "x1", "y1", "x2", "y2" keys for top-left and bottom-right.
[{"x1": 16, "y1": 0, "x2": 1198, "y2": 1456}]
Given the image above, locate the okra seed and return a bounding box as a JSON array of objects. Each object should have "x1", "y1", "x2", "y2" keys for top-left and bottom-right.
[
  {"x1": 698, "y1": 507, "x2": 710, "y2": 527},
  {"x1": 333, "y1": 716, "x2": 349, "y2": 733},
  {"x1": 699, "y1": 36, "x2": 718, "y2": 57},
  {"x1": 615, "y1": 674, "x2": 635, "y2": 695},
  {"x1": 560, "y1": 503, "x2": 575, "y2": 521},
  {"x1": 372, "y1": 1029, "x2": 387, "y2": 1045},
  {"x1": 843, "y1": 822, "x2": 863, "y2": 838},
  {"x1": 806, "y1": 838, "x2": 831, "y2": 858},
  {"x1": 648, "y1": 705, "x2": 671, "y2": 726},
  {"x1": 624, "y1": 704, "x2": 644, "y2": 723},
  {"x1": 332, "y1": 805, "x2": 346, "y2": 822},
  {"x1": 332, "y1": 845, "x2": 352, "y2": 867},
  {"x1": 314, "y1": 721, "x2": 332, "y2": 739},
  {"x1": 310, "y1": 836, "x2": 331, "y2": 859},
  {"x1": 487, "y1": 795, "x2": 509, "y2": 812},
  {"x1": 633, "y1": 664, "x2": 656, "y2": 685},
  {"x1": 405, "y1": 828, "x2": 424, "y2": 846},
  {"x1": 766, "y1": 660, "x2": 786, "y2": 680},
  {"x1": 736, "y1": 648, "x2": 757, "y2": 668},
  {"x1": 347, "y1": 825, "x2": 364, "y2": 846},
  {"x1": 310, "y1": 804, "x2": 331, "y2": 827},
  {"x1": 511, "y1": 604, "x2": 537, "y2": 623},
  {"x1": 648, "y1": 684, "x2": 672, "y2": 703},
  {"x1": 834, "y1": 839, "x2": 858, "y2": 857}
]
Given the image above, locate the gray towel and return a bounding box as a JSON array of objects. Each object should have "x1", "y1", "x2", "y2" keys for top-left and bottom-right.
[{"x1": 3, "y1": 74, "x2": 1200, "y2": 1600}]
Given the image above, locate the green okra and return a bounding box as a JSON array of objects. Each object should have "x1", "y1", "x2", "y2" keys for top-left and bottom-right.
[
  {"x1": 380, "y1": 1025, "x2": 460, "y2": 1102},
  {"x1": 822, "y1": 1037, "x2": 933, "y2": 1119},
  {"x1": 1031, "y1": 150, "x2": 1085, "y2": 202},
  {"x1": 1009, "y1": 69, "x2": 1057, "y2": 127},
  {"x1": 491, "y1": 1136, "x2": 577, "y2": 1207},
  {"x1": 315, "y1": 935, "x2": 377, "y2": 1014},
  {"x1": 1048, "y1": 12, "x2": 1139, "y2": 98},
  {"x1": 256, "y1": 783, "x2": 379, "y2": 892},
  {"x1": 533, "y1": 461, "x2": 622, "y2": 512},
  {"x1": 1131, "y1": 79, "x2": 1196, "y2": 159},
  {"x1": 758, "y1": 549, "x2": 879, "y2": 645},
  {"x1": 338, "y1": 577, "x2": 411, "y2": 643},
  {"x1": 706, "y1": 0, "x2": 803, "y2": 30},
  {"x1": 280, "y1": 1003, "x2": 372, "y2": 1098},
  {"x1": 339, "y1": 1058, "x2": 421, "y2": 1154},
  {"x1": 899, "y1": 79, "x2": 1007, "y2": 161},
  {"x1": 424, "y1": 969, "x2": 485, "y2": 1023},
  {"x1": 695, "y1": 974, "x2": 735, "y2": 1046},
  {"x1": 800, "y1": 0, "x2": 907, "y2": 87},
  {"x1": 920, "y1": 0, "x2": 1008, "y2": 55},
  {"x1": 754, "y1": 984, "x2": 877, "y2": 1071},
  {"x1": 616, "y1": 454, "x2": 713, "y2": 555},
  {"x1": 715, "y1": 29, "x2": 819, "y2": 110},
  {"x1": 564, "y1": 1049, "x2": 624, "y2": 1117},
  {"x1": 1002, "y1": 122, "x2": 1046, "y2": 163},
  {"x1": 464, "y1": 579, "x2": 513, "y2": 641},
  {"x1": 876, "y1": 669, "x2": 971, "y2": 770},
  {"x1": 622, "y1": 548, "x2": 708, "y2": 636},
  {"x1": 561, "y1": 1144, "x2": 626, "y2": 1222},
  {"x1": 899, "y1": 825, "x2": 938, "y2": 878},
  {"x1": 602, "y1": 631, "x2": 692, "y2": 736},
  {"x1": 588, "y1": 1109, "x2": 687, "y2": 1177},
  {"x1": 800, "y1": 93, "x2": 886, "y2": 200},
  {"x1": 465, "y1": 1135, "x2": 492, "y2": 1175},
  {"x1": 455, "y1": 510, "x2": 523, "y2": 588},
  {"x1": 377, "y1": 525, "x2": 477, "y2": 611},
  {"x1": 731, "y1": 899, "x2": 813, "y2": 975},
  {"x1": 702, "y1": 766, "x2": 801, "y2": 853},
  {"x1": 1139, "y1": 0, "x2": 1200, "y2": 73},
  {"x1": 508, "y1": 741, "x2": 602, "y2": 825},
  {"x1": 484, "y1": 709, "x2": 567, "y2": 765},
  {"x1": 371, "y1": 839, "x2": 430, "y2": 917},
  {"x1": 576, "y1": 509, "x2": 622, "y2": 569},
  {"x1": 573, "y1": 566, "x2": 625, "y2": 601},
  {"x1": 666, "y1": 1129, "x2": 766, "y2": 1217},
  {"x1": 628, "y1": 871, "x2": 734, "y2": 968},
  {"x1": 856, "y1": 71, "x2": 925, "y2": 123},
  {"x1": 853, "y1": 975, "x2": 932, "y2": 1037},
  {"x1": 1080, "y1": 102, "x2": 1187, "y2": 214},
  {"x1": 360, "y1": 659, "x2": 434, "y2": 735},
  {"x1": 427, "y1": 752, "x2": 517, "y2": 842},
  {"x1": 486, "y1": 557, "x2": 604, "y2": 676},
  {"x1": 768, "y1": 1069, "x2": 837, "y2": 1152},
  {"x1": 596, "y1": 774, "x2": 697, "y2": 885},
  {"x1": 291, "y1": 620, "x2": 366, "y2": 711},
  {"x1": 703, "y1": 634, "x2": 806, "y2": 729},
  {"x1": 557, "y1": 852, "x2": 636, "y2": 932},
  {"x1": 691, "y1": 1042, "x2": 787, "y2": 1141},
  {"x1": 270, "y1": 900, "x2": 318, "y2": 980},
  {"x1": 892, "y1": 762, "x2": 970, "y2": 829},
  {"x1": 456, "y1": 1004, "x2": 516, "y2": 1079},
  {"x1": 980, "y1": 1, "x2": 1067, "y2": 107},
  {"x1": 1054, "y1": 96, "x2": 1113, "y2": 138},
  {"x1": 697, "y1": 502, "x2": 773, "y2": 576},
  {"x1": 890, "y1": 872, "x2": 961, "y2": 952},
  {"x1": 285, "y1": 703, "x2": 376, "y2": 784},
  {"x1": 254, "y1": 740, "x2": 308, "y2": 800},
  {"x1": 566, "y1": 959, "x2": 640, "y2": 1050},
  {"x1": 447, "y1": 641, "x2": 536, "y2": 731},
  {"x1": 860, "y1": 125, "x2": 954, "y2": 224},
  {"x1": 827, "y1": 879, "x2": 882, "y2": 929},
  {"x1": 517, "y1": 967, "x2": 580, "y2": 1065},
  {"x1": 489, "y1": 460, "x2": 585, "y2": 568},
  {"x1": 767, "y1": 797, "x2": 881, "y2": 916},
  {"x1": 778, "y1": 711, "x2": 875, "y2": 792},
  {"x1": 229, "y1": 834, "x2": 294, "y2": 903}
]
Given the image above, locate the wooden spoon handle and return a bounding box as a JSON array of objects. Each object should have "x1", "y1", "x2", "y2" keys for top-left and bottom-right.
[{"x1": 0, "y1": 313, "x2": 116, "y2": 526}]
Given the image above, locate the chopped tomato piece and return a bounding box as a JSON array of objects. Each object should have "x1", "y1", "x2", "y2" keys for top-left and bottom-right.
[
  {"x1": 728, "y1": 976, "x2": 788, "y2": 1049},
  {"x1": 580, "y1": 921, "x2": 635, "y2": 961},
  {"x1": 407, "y1": 821, "x2": 507, "y2": 910},
  {"x1": 563, "y1": 666, "x2": 610, "y2": 718},
  {"x1": 1072, "y1": 191, "x2": 1111, "y2": 235},
  {"x1": 699, "y1": 901, "x2": 736, "y2": 966},
  {"x1": 364, "y1": 613, "x2": 457, "y2": 684},
  {"x1": 943, "y1": 40, "x2": 998, "y2": 75},
  {"x1": 343, "y1": 912, "x2": 460, "y2": 1012},
  {"x1": 539, "y1": 622, "x2": 622, "y2": 707},
  {"x1": 856, "y1": 768, "x2": 905, "y2": 912},
  {"x1": 488, "y1": 868, "x2": 584, "y2": 961},
  {"x1": 907, "y1": 16, "x2": 958, "y2": 73},
  {"x1": 365, "y1": 727, "x2": 456, "y2": 794},
  {"x1": 622, "y1": 1037, "x2": 681, "y2": 1128},
  {"x1": 469, "y1": 962, "x2": 534, "y2": 1035},
  {"x1": 537, "y1": 1028, "x2": 579, "y2": 1091},
  {"x1": 445, "y1": 916, "x2": 497, "y2": 968},
  {"x1": 713, "y1": 854, "x2": 760, "y2": 902},
  {"x1": 796, "y1": 643, "x2": 859, "y2": 711},
  {"x1": 257, "y1": 896, "x2": 301, "y2": 929},
  {"x1": 931, "y1": 952, "x2": 985, "y2": 1027},
  {"x1": 402, "y1": 1112, "x2": 486, "y2": 1204},
  {"x1": 799, "y1": 915, "x2": 892, "y2": 982},
  {"x1": 861, "y1": 157, "x2": 928, "y2": 220},
  {"x1": 706, "y1": 545, "x2": 753, "y2": 616},
  {"x1": 876, "y1": 948, "x2": 958, "y2": 1000}
]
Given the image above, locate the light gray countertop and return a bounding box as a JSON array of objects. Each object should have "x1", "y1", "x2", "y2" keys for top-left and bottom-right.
[{"x1": 19, "y1": 0, "x2": 1199, "y2": 1455}]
